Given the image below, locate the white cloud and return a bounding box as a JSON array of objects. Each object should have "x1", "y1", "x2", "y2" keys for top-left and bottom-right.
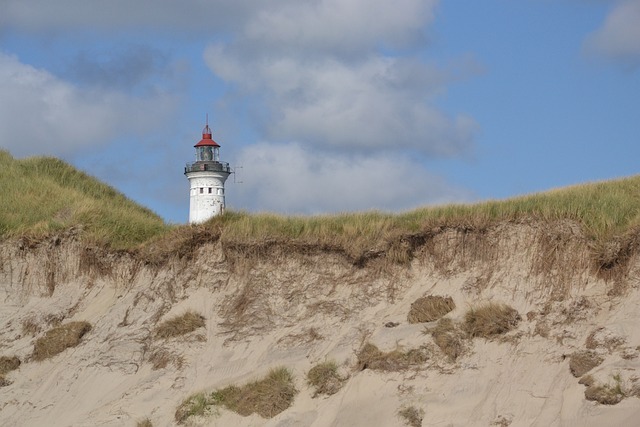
[
  {"x1": 585, "y1": 0, "x2": 640, "y2": 65},
  {"x1": 204, "y1": 0, "x2": 478, "y2": 157},
  {"x1": 0, "y1": 52, "x2": 177, "y2": 158},
  {"x1": 1, "y1": 0, "x2": 434, "y2": 48},
  {"x1": 243, "y1": 0, "x2": 436, "y2": 55},
  {"x1": 231, "y1": 142, "x2": 471, "y2": 214}
]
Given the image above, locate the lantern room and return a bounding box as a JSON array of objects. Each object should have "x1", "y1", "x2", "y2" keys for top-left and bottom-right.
[{"x1": 194, "y1": 123, "x2": 220, "y2": 162}]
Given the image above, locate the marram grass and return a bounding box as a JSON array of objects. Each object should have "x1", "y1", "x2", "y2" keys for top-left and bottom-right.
[
  {"x1": 0, "y1": 150, "x2": 170, "y2": 249},
  {"x1": 2, "y1": 149, "x2": 640, "y2": 251}
]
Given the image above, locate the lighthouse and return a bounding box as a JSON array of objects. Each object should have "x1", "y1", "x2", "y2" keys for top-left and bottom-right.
[{"x1": 184, "y1": 120, "x2": 231, "y2": 224}]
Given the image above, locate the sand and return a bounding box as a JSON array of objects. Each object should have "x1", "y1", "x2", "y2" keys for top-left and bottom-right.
[{"x1": 1, "y1": 223, "x2": 639, "y2": 426}]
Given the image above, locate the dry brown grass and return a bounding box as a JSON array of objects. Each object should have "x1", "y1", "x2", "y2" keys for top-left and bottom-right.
[
  {"x1": 569, "y1": 350, "x2": 604, "y2": 377},
  {"x1": 463, "y1": 303, "x2": 520, "y2": 338},
  {"x1": 0, "y1": 356, "x2": 21, "y2": 375},
  {"x1": 21, "y1": 317, "x2": 40, "y2": 336},
  {"x1": 175, "y1": 367, "x2": 297, "y2": 424},
  {"x1": 175, "y1": 392, "x2": 213, "y2": 424},
  {"x1": 307, "y1": 361, "x2": 346, "y2": 397},
  {"x1": 584, "y1": 375, "x2": 625, "y2": 405},
  {"x1": 357, "y1": 343, "x2": 429, "y2": 372},
  {"x1": 398, "y1": 405, "x2": 424, "y2": 427},
  {"x1": 148, "y1": 348, "x2": 184, "y2": 370},
  {"x1": 430, "y1": 318, "x2": 467, "y2": 361},
  {"x1": 585, "y1": 327, "x2": 625, "y2": 351},
  {"x1": 155, "y1": 311, "x2": 205, "y2": 339},
  {"x1": 32, "y1": 321, "x2": 92, "y2": 361},
  {"x1": 212, "y1": 367, "x2": 297, "y2": 418},
  {"x1": 407, "y1": 295, "x2": 455, "y2": 324},
  {"x1": 136, "y1": 419, "x2": 153, "y2": 427}
]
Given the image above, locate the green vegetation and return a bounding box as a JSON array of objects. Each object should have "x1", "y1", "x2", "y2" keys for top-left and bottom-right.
[
  {"x1": 0, "y1": 150, "x2": 169, "y2": 249},
  {"x1": 307, "y1": 360, "x2": 346, "y2": 397},
  {"x1": 155, "y1": 311, "x2": 206, "y2": 339},
  {"x1": 175, "y1": 367, "x2": 297, "y2": 424},
  {"x1": 32, "y1": 321, "x2": 92, "y2": 361},
  {"x1": 584, "y1": 374, "x2": 626, "y2": 405},
  {"x1": 3, "y1": 149, "x2": 640, "y2": 259}
]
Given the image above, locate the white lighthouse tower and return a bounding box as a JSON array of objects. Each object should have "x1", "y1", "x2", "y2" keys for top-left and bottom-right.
[{"x1": 184, "y1": 120, "x2": 231, "y2": 224}]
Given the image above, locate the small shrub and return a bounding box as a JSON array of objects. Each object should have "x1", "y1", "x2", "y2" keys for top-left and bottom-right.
[
  {"x1": 569, "y1": 351, "x2": 603, "y2": 377},
  {"x1": 357, "y1": 343, "x2": 428, "y2": 372},
  {"x1": 307, "y1": 361, "x2": 345, "y2": 397},
  {"x1": 0, "y1": 356, "x2": 21, "y2": 375},
  {"x1": 32, "y1": 321, "x2": 92, "y2": 361},
  {"x1": 398, "y1": 405, "x2": 424, "y2": 427},
  {"x1": 155, "y1": 311, "x2": 205, "y2": 339},
  {"x1": 136, "y1": 419, "x2": 153, "y2": 427},
  {"x1": 431, "y1": 318, "x2": 466, "y2": 361},
  {"x1": 0, "y1": 376, "x2": 11, "y2": 387},
  {"x1": 407, "y1": 296, "x2": 455, "y2": 324},
  {"x1": 175, "y1": 367, "x2": 297, "y2": 424},
  {"x1": 463, "y1": 303, "x2": 520, "y2": 338}
]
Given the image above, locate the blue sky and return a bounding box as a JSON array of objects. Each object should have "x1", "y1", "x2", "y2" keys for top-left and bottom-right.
[{"x1": 1, "y1": 0, "x2": 639, "y2": 224}]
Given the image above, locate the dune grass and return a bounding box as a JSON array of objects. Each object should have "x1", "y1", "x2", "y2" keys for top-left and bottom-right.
[
  {"x1": 463, "y1": 303, "x2": 521, "y2": 338},
  {"x1": 32, "y1": 321, "x2": 92, "y2": 361},
  {"x1": 155, "y1": 311, "x2": 206, "y2": 339},
  {"x1": 3, "y1": 149, "x2": 640, "y2": 256},
  {"x1": 0, "y1": 151, "x2": 169, "y2": 249},
  {"x1": 307, "y1": 360, "x2": 346, "y2": 397},
  {"x1": 175, "y1": 367, "x2": 297, "y2": 424}
]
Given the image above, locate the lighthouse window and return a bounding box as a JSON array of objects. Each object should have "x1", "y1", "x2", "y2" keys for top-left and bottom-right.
[
  {"x1": 208, "y1": 188, "x2": 212, "y2": 194},
  {"x1": 199, "y1": 188, "x2": 203, "y2": 194}
]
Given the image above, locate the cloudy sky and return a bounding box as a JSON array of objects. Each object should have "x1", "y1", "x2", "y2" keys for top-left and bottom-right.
[{"x1": 1, "y1": 0, "x2": 639, "y2": 223}]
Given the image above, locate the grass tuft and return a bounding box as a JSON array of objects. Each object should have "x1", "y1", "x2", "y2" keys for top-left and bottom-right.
[
  {"x1": 175, "y1": 367, "x2": 297, "y2": 424},
  {"x1": 430, "y1": 318, "x2": 467, "y2": 361},
  {"x1": 407, "y1": 295, "x2": 455, "y2": 324},
  {"x1": 357, "y1": 342, "x2": 429, "y2": 372},
  {"x1": 32, "y1": 321, "x2": 92, "y2": 361},
  {"x1": 307, "y1": 361, "x2": 346, "y2": 397},
  {"x1": 584, "y1": 375, "x2": 626, "y2": 405},
  {"x1": 463, "y1": 303, "x2": 520, "y2": 338},
  {"x1": 175, "y1": 392, "x2": 213, "y2": 424},
  {"x1": 0, "y1": 356, "x2": 21, "y2": 375},
  {"x1": 398, "y1": 405, "x2": 424, "y2": 427},
  {"x1": 155, "y1": 311, "x2": 205, "y2": 339},
  {"x1": 569, "y1": 350, "x2": 604, "y2": 377}
]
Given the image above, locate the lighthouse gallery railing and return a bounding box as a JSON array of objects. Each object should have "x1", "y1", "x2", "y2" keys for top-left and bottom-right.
[{"x1": 184, "y1": 161, "x2": 231, "y2": 174}]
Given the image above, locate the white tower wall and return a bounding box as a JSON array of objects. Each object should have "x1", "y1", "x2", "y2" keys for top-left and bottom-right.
[{"x1": 186, "y1": 171, "x2": 229, "y2": 224}]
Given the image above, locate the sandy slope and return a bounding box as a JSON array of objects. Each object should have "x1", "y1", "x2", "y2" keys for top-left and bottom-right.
[{"x1": 1, "y1": 222, "x2": 639, "y2": 426}]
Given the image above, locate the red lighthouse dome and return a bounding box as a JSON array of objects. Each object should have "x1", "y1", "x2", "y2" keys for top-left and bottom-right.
[{"x1": 194, "y1": 123, "x2": 220, "y2": 148}]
